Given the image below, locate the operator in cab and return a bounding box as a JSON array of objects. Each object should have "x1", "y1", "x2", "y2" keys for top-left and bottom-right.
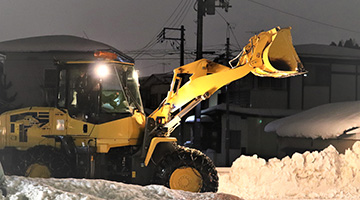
[{"x1": 74, "y1": 68, "x2": 100, "y2": 119}]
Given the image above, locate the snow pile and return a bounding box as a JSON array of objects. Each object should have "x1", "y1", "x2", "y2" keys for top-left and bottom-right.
[
  {"x1": 219, "y1": 141, "x2": 360, "y2": 199},
  {"x1": 6, "y1": 142, "x2": 360, "y2": 199},
  {"x1": 2, "y1": 176, "x2": 241, "y2": 200},
  {"x1": 265, "y1": 101, "x2": 360, "y2": 139}
]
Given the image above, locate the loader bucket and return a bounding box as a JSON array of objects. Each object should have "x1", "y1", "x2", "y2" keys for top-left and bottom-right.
[{"x1": 252, "y1": 27, "x2": 306, "y2": 78}]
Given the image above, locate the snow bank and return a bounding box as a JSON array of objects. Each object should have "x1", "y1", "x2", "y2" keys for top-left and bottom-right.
[
  {"x1": 265, "y1": 101, "x2": 360, "y2": 139},
  {"x1": 2, "y1": 176, "x2": 241, "y2": 200},
  {"x1": 6, "y1": 141, "x2": 360, "y2": 199},
  {"x1": 219, "y1": 141, "x2": 360, "y2": 199}
]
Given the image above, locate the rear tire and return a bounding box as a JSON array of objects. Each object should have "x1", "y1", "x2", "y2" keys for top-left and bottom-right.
[
  {"x1": 17, "y1": 145, "x2": 74, "y2": 178},
  {"x1": 154, "y1": 145, "x2": 218, "y2": 192}
]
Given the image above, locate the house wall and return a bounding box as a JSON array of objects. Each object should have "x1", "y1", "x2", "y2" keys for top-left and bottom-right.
[
  {"x1": 289, "y1": 76, "x2": 303, "y2": 110},
  {"x1": 149, "y1": 84, "x2": 169, "y2": 107},
  {"x1": 213, "y1": 114, "x2": 279, "y2": 166},
  {"x1": 275, "y1": 61, "x2": 360, "y2": 159},
  {"x1": 277, "y1": 137, "x2": 358, "y2": 158},
  {"x1": 250, "y1": 90, "x2": 287, "y2": 109},
  {"x1": 4, "y1": 54, "x2": 56, "y2": 107},
  {"x1": 246, "y1": 62, "x2": 360, "y2": 110},
  {"x1": 246, "y1": 117, "x2": 279, "y2": 159},
  {"x1": 213, "y1": 112, "x2": 360, "y2": 166},
  {"x1": 215, "y1": 114, "x2": 247, "y2": 166},
  {"x1": 3, "y1": 52, "x2": 95, "y2": 109},
  {"x1": 303, "y1": 86, "x2": 329, "y2": 109},
  {"x1": 300, "y1": 62, "x2": 360, "y2": 108}
]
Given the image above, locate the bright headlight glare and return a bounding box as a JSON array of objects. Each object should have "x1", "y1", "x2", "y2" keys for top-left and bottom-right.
[
  {"x1": 133, "y1": 70, "x2": 139, "y2": 84},
  {"x1": 95, "y1": 64, "x2": 110, "y2": 78}
]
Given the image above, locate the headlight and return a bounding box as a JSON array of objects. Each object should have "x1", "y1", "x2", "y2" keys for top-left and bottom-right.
[
  {"x1": 95, "y1": 64, "x2": 110, "y2": 78},
  {"x1": 133, "y1": 70, "x2": 139, "y2": 85},
  {"x1": 56, "y1": 119, "x2": 65, "y2": 131}
]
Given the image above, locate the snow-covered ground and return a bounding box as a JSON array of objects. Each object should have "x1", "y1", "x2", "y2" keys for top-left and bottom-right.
[
  {"x1": 2, "y1": 176, "x2": 241, "y2": 200},
  {"x1": 2, "y1": 141, "x2": 360, "y2": 199}
]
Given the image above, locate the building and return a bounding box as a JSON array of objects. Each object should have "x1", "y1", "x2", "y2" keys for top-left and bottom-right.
[
  {"x1": 139, "y1": 73, "x2": 173, "y2": 115},
  {"x1": 0, "y1": 35, "x2": 132, "y2": 110},
  {"x1": 0, "y1": 53, "x2": 10, "y2": 113}
]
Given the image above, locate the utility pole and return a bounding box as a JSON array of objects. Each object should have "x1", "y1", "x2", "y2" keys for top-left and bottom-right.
[
  {"x1": 193, "y1": 0, "x2": 205, "y2": 150},
  {"x1": 225, "y1": 37, "x2": 230, "y2": 61},
  {"x1": 193, "y1": 0, "x2": 231, "y2": 150},
  {"x1": 196, "y1": 0, "x2": 232, "y2": 61},
  {"x1": 225, "y1": 36, "x2": 231, "y2": 166},
  {"x1": 180, "y1": 26, "x2": 185, "y2": 66},
  {"x1": 196, "y1": 0, "x2": 204, "y2": 60},
  {"x1": 160, "y1": 26, "x2": 186, "y2": 144},
  {"x1": 160, "y1": 26, "x2": 185, "y2": 66}
]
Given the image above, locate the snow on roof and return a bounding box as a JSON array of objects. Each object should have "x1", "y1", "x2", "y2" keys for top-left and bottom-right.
[
  {"x1": 0, "y1": 35, "x2": 134, "y2": 63},
  {"x1": 295, "y1": 44, "x2": 360, "y2": 61},
  {"x1": 203, "y1": 103, "x2": 299, "y2": 118},
  {"x1": 264, "y1": 101, "x2": 360, "y2": 139}
]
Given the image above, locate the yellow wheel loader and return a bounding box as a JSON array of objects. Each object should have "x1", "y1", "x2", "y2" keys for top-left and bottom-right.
[{"x1": 0, "y1": 27, "x2": 305, "y2": 192}]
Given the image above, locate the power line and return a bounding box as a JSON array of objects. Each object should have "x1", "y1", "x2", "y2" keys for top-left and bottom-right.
[
  {"x1": 133, "y1": 0, "x2": 186, "y2": 59},
  {"x1": 177, "y1": 0, "x2": 193, "y2": 27},
  {"x1": 134, "y1": 0, "x2": 192, "y2": 59},
  {"x1": 168, "y1": 0, "x2": 192, "y2": 28},
  {"x1": 246, "y1": 0, "x2": 360, "y2": 34},
  {"x1": 215, "y1": 10, "x2": 241, "y2": 49}
]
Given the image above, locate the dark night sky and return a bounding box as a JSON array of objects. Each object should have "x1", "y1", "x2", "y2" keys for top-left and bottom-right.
[{"x1": 0, "y1": 0, "x2": 359, "y2": 76}]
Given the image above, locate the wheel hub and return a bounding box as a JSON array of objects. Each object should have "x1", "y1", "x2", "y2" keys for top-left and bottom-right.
[
  {"x1": 169, "y1": 166, "x2": 202, "y2": 192},
  {"x1": 25, "y1": 163, "x2": 51, "y2": 178}
]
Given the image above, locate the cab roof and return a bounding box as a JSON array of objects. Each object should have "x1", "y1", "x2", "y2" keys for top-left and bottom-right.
[
  {"x1": 0, "y1": 35, "x2": 134, "y2": 63},
  {"x1": 64, "y1": 60, "x2": 134, "y2": 66}
]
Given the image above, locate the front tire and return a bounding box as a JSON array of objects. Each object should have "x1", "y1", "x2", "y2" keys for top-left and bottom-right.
[
  {"x1": 17, "y1": 145, "x2": 74, "y2": 178},
  {"x1": 154, "y1": 145, "x2": 218, "y2": 192}
]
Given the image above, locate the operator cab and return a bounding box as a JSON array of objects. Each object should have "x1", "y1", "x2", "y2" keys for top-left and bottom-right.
[{"x1": 56, "y1": 52, "x2": 143, "y2": 124}]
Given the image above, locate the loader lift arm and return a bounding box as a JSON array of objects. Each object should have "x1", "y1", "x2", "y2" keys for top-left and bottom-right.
[
  {"x1": 141, "y1": 27, "x2": 306, "y2": 165},
  {"x1": 149, "y1": 27, "x2": 305, "y2": 135}
]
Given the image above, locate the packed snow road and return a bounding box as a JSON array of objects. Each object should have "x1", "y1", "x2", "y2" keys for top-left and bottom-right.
[
  {"x1": 1, "y1": 176, "x2": 241, "y2": 200},
  {"x1": 3, "y1": 142, "x2": 360, "y2": 199}
]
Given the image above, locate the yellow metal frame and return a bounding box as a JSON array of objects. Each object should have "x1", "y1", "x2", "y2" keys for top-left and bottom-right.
[
  {"x1": 0, "y1": 106, "x2": 146, "y2": 153},
  {"x1": 148, "y1": 27, "x2": 306, "y2": 137},
  {"x1": 144, "y1": 137, "x2": 177, "y2": 166}
]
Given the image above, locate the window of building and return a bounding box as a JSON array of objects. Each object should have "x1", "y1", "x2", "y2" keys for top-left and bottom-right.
[
  {"x1": 332, "y1": 64, "x2": 356, "y2": 73},
  {"x1": 257, "y1": 77, "x2": 287, "y2": 90},
  {"x1": 330, "y1": 64, "x2": 359, "y2": 102},
  {"x1": 303, "y1": 63, "x2": 331, "y2": 86}
]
